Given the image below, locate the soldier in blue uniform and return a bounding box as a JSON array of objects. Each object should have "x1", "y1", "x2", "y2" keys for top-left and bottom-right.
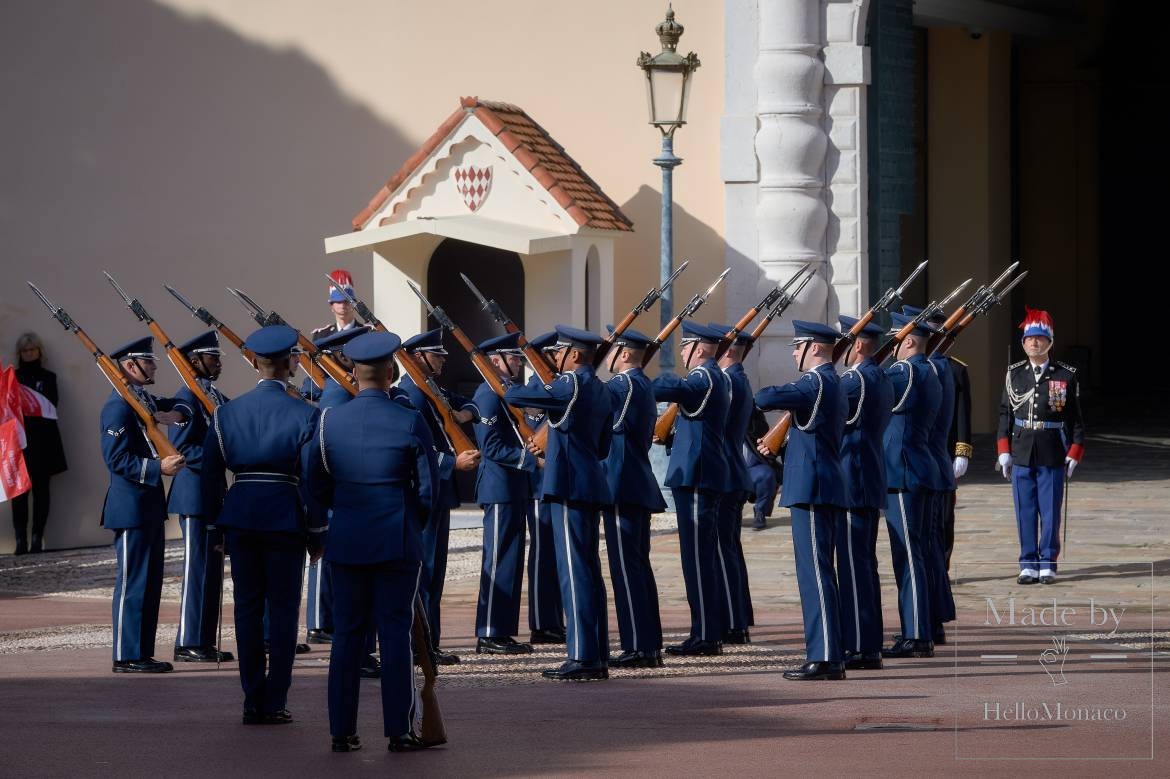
[
  {"x1": 309, "y1": 330, "x2": 439, "y2": 753},
  {"x1": 756, "y1": 321, "x2": 849, "y2": 680},
  {"x1": 709, "y1": 323, "x2": 756, "y2": 643},
  {"x1": 304, "y1": 325, "x2": 370, "y2": 649},
  {"x1": 744, "y1": 407, "x2": 780, "y2": 531},
  {"x1": 996, "y1": 308, "x2": 1084, "y2": 585},
  {"x1": 522, "y1": 332, "x2": 566, "y2": 645},
  {"x1": 880, "y1": 313, "x2": 941, "y2": 659},
  {"x1": 505, "y1": 325, "x2": 614, "y2": 681},
  {"x1": 651, "y1": 321, "x2": 730, "y2": 657},
  {"x1": 201, "y1": 325, "x2": 323, "y2": 724},
  {"x1": 834, "y1": 316, "x2": 893, "y2": 671},
  {"x1": 471, "y1": 332, "x2": 536, "y2": 655},
  {"x1": 101, "y1": 336, "x2": 188, "y2": 673},
  {"x1": 167, "y1": 331, "x2": 234, "y2": 664},
  {"x1": 398, "y1": 328, "x2": 480, "y2": 664},
  {"x1": 600, "y1": 327, "x2": 666, "y2": 668}
]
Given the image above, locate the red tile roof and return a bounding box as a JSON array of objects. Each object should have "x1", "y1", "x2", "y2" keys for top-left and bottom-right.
[{"x1": 351, "y1": 97, "x2": 633, "y2": 233}]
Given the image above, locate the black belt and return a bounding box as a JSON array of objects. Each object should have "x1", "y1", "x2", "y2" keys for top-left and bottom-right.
[{"x1": 235, "y1": 472, "x2": 299, "y2": 485}]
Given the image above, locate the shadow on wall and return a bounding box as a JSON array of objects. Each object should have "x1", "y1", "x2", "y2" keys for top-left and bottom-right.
[
  {"x1": 0, "y1": 0, "x2": 412, "y2": 550},
  {"x1": 615, "y1": 185, "x2": 730, "y2": 377}
]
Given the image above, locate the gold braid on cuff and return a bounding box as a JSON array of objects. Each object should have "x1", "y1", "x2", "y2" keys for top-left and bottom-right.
[{"x1": 954, "y1": 442, "x2": 974, "y2": 458}]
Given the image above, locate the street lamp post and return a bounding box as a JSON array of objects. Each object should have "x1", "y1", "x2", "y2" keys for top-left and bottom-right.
[{"x1": 638, "y1": 5, "x2": 699, "y2": 372}]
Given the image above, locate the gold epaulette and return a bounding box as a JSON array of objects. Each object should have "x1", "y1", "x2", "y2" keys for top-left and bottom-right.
[{"x1": 954, "y1": 442, "x2": 973, "y2": 458}]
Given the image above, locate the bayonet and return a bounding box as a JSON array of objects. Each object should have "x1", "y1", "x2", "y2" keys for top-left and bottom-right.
[
  {"x1": 635, "y1": 259, "x2": 690, "y2": 312},
  {"x1": 325, "y1": 273, "x2": 381, "y2": 329},
  {"x1": 987, "y1": 261, "x2": 1020, "y2": 295},
  {"x1": 679, "y1": 267, "x2": 730, "y2": 318},
  {"x1": 460, "y1": 272, "x2": 510, "y2": 325},
  {"x1": 165, "y1": 284, "x2": 220, "y2": 328},
  {"x1": 406, "y1": 279, "x2": 456, "y2": 331},
  {"x1": 981, "y1": 270, "x2": 1027, "y2": 311},
  {"x1": 873, "y1": 260, "x2": 928, "y2": 313},
  {"x1": 104, "y1": 271, "x2": 152, "y2": 323}
]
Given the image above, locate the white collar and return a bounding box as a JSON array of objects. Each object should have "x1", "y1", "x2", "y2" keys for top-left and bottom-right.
[{"x1": 1029, "y1": 360, "x2": 1049, "y2": 375}]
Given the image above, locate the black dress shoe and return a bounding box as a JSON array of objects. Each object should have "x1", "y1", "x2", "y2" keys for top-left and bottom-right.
[
  {"x1": 112, "y1": 657, "x2": 173, "y2": 674},
  {"x1": 843, "y1": 651, "x2": 883, "y2": 670},
  {"x1": 174, "y1": 646, "x2": 215, "y2": 662},
  {"x1": 783, "y1": 661, "x2": 846, "y2": 680},
  {"x1": 307, "y1": 629, "x2": 333, "y2": 644},
  {"x1": 242, "y1": 709, "x2": 263, "y2": 725},
  {"x1": 263, "y1": 709, "x2": 293, "y2": 724},
  {"x1": 13, "y1": 538, "x2": 28, "y2": 555},
  {"x1": 723, "y1": 629, "x2": 751, "y2": 645},
  {"x1": 1017, "y1": 572, "x2": 1038, "y2": 585},
  {"x1": 331, "y1": 734, "x2": 362, "y2": 752},
  {"x1": 664, "y1": 637, "x2": 723, "y2": 656},
  {"x1": 433, "y1": 648, "x2": 461, "y2": 665},
  {"x1": 387, "y1": 733, "x2": 429, "y2": 752},
  {"x1": 541, "y1": 660, "x2": 608, "y2": 681},
  {"x1": 476, "y1": 636, "x2": 534, "y2": 655},
  {"x1": 882, "y1": 639, "x2": 934, "y2": 658},
  {"x1": 932, "y1": 625, "x2": 947, "y2": 646},
  {"x1": 751, "y1": 516, "x2": 766, "y2": 531},
  {"x1": 529, "y1": 628, "x2": 566, "y2": 645},
  {"x1": 29, "y1": 535, "x2": 43, "y2": 553},
  {"x1": 214, "y1": 648, "x2": 235, "y2": 662},
  {"x1": 295, "y1": 642, "x2": 311, "y2": 655},
  {"x1": 609, "y1": 650, "x2": 662, "y2": 669},
  {"x1": 360, "y1": 655, "x2": 381, "y2": 679}
]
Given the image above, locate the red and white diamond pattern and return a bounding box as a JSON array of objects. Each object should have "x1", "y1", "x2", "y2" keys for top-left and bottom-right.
[{"x1": 453, "y1": 165, "x2": 493, "y2": 212}]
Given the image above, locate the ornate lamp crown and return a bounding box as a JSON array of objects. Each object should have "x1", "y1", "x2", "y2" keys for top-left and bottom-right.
[{"x1": 656, "y1": 5, "x2": 684, "y2": 51}]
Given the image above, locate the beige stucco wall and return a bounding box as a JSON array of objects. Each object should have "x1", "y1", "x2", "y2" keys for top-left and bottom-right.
[{"x1": 0, "y1": 0, "x2": 724, "y2": 552}]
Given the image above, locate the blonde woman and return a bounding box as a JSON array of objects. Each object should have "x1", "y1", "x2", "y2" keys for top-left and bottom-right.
[{"x1": 11, "y1": 333, "x2": 68, "y2": 553}]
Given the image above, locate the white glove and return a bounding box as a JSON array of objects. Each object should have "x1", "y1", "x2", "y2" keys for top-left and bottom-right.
[
  {"x1": 952, "y1": 456, "x2": 969, "y2": 479},
  {"x1": 1065, "y1": 457, "x2": 1077, "y2": 479},
  {"x1": 997, "y1": 452, "x2": 1012, "y2": 479}
]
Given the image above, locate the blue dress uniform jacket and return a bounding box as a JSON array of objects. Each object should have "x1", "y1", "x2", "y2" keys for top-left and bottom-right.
[
  {"x1": 755, "y1": 363, "x2": 848, "y2": 508},
  {"x1": 721, "y1": 363, "x2": 755, "y2": 494},
  {"x1": 472, "y1": 381, "x2": 534, "y2": 506},
  {"x1": 839, "y1": 358, "x2": 893, "y2": 510},
  {"x1": 926, "y1": 355, "x2": 956, "y2": 491},
  {"x1": 504, "y1": 367, "x2": 614, "y2": 506},
  {"x1": 603, "y1": 368, "x2": 667, "y2": 512},
  {"x1": 397, "y1": 373, "x2": 476, "y2": 510},
  {"x1": 100, "y1": 389, "x2": 185, "y2": 529},
  {"x1": 200, "y1": 379, "x2": 322, "y2": 534},
  {"x1": 309, "y1": 389, "x2": 438, "y2": 565},
  {"x1": 167, "y1": 383, "x2": 229, "y2": 517},
  {"x1": 883, "y1": 355, "x2": 942, "y2": 492},
  {"x1": 651, "y1": 359, "x2": 730, "y2": 492}
]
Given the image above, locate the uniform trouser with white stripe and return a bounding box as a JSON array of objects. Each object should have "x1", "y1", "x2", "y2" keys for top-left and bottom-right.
[
  {"x1": 328, "y1": 560, "x2": 420, "y2": 739},
  {"x1": 1012, "y1": 464, "x2": 1064, "y2": 573},
  {"x1": 476, "y1": 500, "x2": 526, "y2": 638},
  {"x1": 927, "y1": 490, "x2": 956, "y2": 624},
  {"x1": 112, "y1": 522, "x2": 165, "y2": 661},
  {"x1": 789, "y1": 504, "x2": 843, "y2": 663},
  {"x1": 306, "y1": 559, "x2": 334, "y2": 632},
  {"x1": 714, "y1": 491, "x2": 751, "y2": 632},
  {"x1": 884, "y1": 489, "x2": 931, "y2": 641},
  {"x1": 602, "y1": 504, "x2": 662, "y2": 653},
  {"x1": 419, "y1": 503, "x2": 452, "y2": 647},
  {"x1": 671, "y1": 488, "x2": 724, "y2": 642},
  {"x1": 526, "y1": 498, "x2": 563, "y2": 632},
  {"x1": 175, "y1": 515, "x2": 223, "y2": 649},
  {"x1": 548, "y1": 501, "x2": 608, "y2": 662},
  {"x1": 835, "y1": 507, "x2": 883, "y2": 655},
  {"x1": 225, "y1": 530, "x2": 304, "y2": 714}
]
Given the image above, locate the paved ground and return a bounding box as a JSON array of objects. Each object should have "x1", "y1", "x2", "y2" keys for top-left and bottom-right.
[{"x1": 1, "y1": 402, "x2": 1167, "y2": 775}]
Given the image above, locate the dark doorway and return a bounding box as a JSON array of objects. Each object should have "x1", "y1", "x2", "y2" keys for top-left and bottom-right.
[{"x1": 426, "y1": 238, "x2": 525, "y2": 503}]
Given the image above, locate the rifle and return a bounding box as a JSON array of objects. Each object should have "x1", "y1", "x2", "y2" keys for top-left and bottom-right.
[
  {"x1": 642, "y1": 268, "x2": 731, "y2": 367},
  {"x1": 411, "y1": 594, "x2": 447, "y2": 747},
  {"x1": 406, "y1": 280, "x2": 536, "y2": 439},
  {"x1": 325, "y1": 274, "x2": 477, "y2": 454},
  {"x1": 870, "y1": 278, "x2": 971, "y2": 365},
  {"x1": 924, "y1": 262, "x2": 1018, "y2": 354},
  {"x1": 654, "y1": 265, "x2": 812, "y2": 444},
  {"x1": 165, "y1": 284, "x2": 257, "y2": 365},
  {"x1": 933, "y1": 270, "x2": 1028, "y2": 357},
  {"x1": 593, "y1": 260, "x2": 689, "y2": 369},
  {"x1": 28, "y1": 282, "x2": 180, "y2": 458},
  {"x1": 104, "y1": 272, "x2": 218, "y2": 416},
  {"x1": 461, "y1": 273, "x2": 558, "y2": 386},
  {"x1": 228, "y1": 287, "x2": 357, "y2": 394},
  {"x1": 758, "y1": 262, "x2": 928, "y2": 455}
]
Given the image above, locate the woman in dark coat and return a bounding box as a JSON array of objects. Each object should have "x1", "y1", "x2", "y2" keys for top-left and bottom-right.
[{"x1": 11, "y1": 333, "x2": 68, "y2": 553}]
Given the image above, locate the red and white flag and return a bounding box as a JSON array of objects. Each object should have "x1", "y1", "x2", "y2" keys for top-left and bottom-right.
[
  {"x1": 0, "y1": 419, "x2": 31, "y2": 503},
  {"x1": 0, "y1": 366, "x2": 25, "y2": 448},
  {"x1": 18, "y1": 385, "x2": 57, "y2": 420}
]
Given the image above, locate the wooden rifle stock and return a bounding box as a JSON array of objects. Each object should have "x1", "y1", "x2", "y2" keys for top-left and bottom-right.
[
  {"x1": 294, "y1": 331, "x2": 359, "y2": 396},
  {"x1": 392, "y1": 351, "x2": 476, "y2": 454},
  {"x1": 924, "y1": 304, "x2": 967, "y2": 354},
  {"x1": 143, "y1": 320, "x2": 218, "y2": 416},
  {"x1": 593, "y1": 307, "x2": 640, "y2": 369},
  {"x1": 410, "y1": 594, "x2": 447, "y2": 747},
  {"x1": 444, "y1": 324, "x2": 536, "y2": 440},
  {"x1": 932, "y1": 312, "x2": 976, "y2": 357}
]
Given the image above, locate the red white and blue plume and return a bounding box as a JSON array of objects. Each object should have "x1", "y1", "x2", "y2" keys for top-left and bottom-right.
[
  {"x1": 328, "y1": 269, "x2": 354, "y2": 303},
  {"x1": 1019, "y1": 306, "x2": 1054, "y2": 341}
]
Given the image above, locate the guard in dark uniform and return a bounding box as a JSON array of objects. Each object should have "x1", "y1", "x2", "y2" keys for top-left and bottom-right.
[
  {"x1": 945, "y1": 356, "x2": 972, "y2": 570},
  {"x1": 101, "y1": 336, "x2": 188, "y2": 673},
  {"x1": 651, "y1": 321, "x2": 730, "y2": 656},
  {"x1": 600, "y1": 327, "x2": 666, "y2": 668},
  {"x1": 756, "y1": 321, "x2": 848, "y2": 681},
  {"x1": 398, "y1": 328, "x2": 479, "y2": 664},
  {"x1": 201, "y1": 325, "x2": 323, "y2": 724},
  {"x1": 710, "y1": 322, "x2": 756, "y2": 643},
  {"x1": 505, "y1": 325, "x2": 614, "y2": 681},
  {"x1": 168, "y1": 331, "x2": 233, "y2": 663},
  {"x1": 880, "y1": 313, "x2": 941, "y2": 659},
  {"x1": 472, "y1": 333, "x2": 536, "y2": 655},
  {"x1": 309, "y1": 330, "x2": 439, "y2": 753},
  {"x1": 523, "y1": 332, "x2": 565, "y2": 645},
  {"x1": 997, "y1": 308, "x2": 1084, "y2": 585},
  {"x1": 834, "y1": 316, "x2": 893, "y2": 671}
]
